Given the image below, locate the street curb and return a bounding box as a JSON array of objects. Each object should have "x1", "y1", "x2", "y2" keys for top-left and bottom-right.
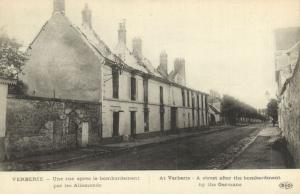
[
  {"x1": 205, "y1": 126, "x2": 262, "y2": 170},
  {"x1": 220, "y1": 126, "x2": 286, "y2": 169},
  {"x1": 221, "y1": 132, "x2": 259, "y2": 169}
]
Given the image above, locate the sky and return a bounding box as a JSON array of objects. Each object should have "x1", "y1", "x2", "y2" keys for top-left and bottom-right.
[{"x1": 0, "y1": 0, "x2": 299, "y2": 108}]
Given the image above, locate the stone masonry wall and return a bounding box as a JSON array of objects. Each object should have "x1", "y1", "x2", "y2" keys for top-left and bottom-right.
[
  {"x1": 279, "y1": 60, "x2": 300, "y2": 167},
  {"x1": 5, "y1": 96, "x2": 101, "y2": 160}
]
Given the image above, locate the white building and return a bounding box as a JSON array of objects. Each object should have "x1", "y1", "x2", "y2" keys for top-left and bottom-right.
[{"x1": 22, "y1": 0, "x2": 209, "y2": 141}]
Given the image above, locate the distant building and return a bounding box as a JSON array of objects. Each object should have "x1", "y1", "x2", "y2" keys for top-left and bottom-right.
[
  {"x1": 208, "y1": 104, "x2": 221, "y2": 125},
  {"x1": 21, "y1": 0, "x2": 209, "y2": 143},
  {"x1": 208, "y1": 90, "x2": 222, "y2": 125}
]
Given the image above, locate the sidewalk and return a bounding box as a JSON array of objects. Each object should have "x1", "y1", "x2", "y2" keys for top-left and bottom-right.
[
  {"x1": 227, "y1": 126, "x2": 287, "y2": 169},
  {"x1": 0, "y1": 125, "x2": 233, "y2": 171}
]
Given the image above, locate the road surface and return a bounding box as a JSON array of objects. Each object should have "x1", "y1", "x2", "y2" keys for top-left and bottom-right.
[{"x1": 51, "y1": 125, "x2": 262, "y2": 170}]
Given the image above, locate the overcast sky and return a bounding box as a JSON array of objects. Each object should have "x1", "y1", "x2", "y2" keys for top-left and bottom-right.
[{"x1": 0, "y1": 0, "x2": 299, "y2": 108}]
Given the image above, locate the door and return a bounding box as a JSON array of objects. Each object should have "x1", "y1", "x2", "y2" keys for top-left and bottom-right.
[
  {"x1": 160, "y1": 111, "x2": 164, "y2": 132},
  {"x1": 188, "y1": 113, "x2": 190, "y2": 128},
  {"x1": 197, "y1": 109, "x2": 200, "y2": 127},
  {"x1": 81, "y1": 122, "x2": 89, "y2": 147},
  {"x1": 130, "y1": 111, "x2": 136, "y2": 136},
  {"x1": 144, "y1": 110, "x2": 149, "y2": 132},
  {"x1": 113, "y1": 112, "x2": 119, "y2": 137},
  {"x1": 171, "y1": 108, "x2": 177, "y2": 129}
]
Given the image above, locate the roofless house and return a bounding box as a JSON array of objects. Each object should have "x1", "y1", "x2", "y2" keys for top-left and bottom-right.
[{"x1": 21, "y1": 0, "x2": 209, "y2": 145}]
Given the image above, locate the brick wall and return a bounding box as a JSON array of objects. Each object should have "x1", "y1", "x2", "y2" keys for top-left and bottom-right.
[
  {"x1": 5, "y1": 96, "x2": 101, "y2": 160},
  {"x1": 279, "y1": 59, "x2": 300, "y2": 167}
]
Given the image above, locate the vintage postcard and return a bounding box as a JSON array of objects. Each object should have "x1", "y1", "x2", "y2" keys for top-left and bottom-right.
[{"x1": 0, "y1": 0, "x2": 299, "y2": 193}]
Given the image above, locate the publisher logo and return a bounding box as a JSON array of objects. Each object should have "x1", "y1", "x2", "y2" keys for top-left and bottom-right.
[{"x1": 279, "y1": 182, "x2": 293, "y2": 189}]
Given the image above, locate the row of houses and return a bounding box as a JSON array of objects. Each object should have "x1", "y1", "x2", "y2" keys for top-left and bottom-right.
[{"x1": 0, "y1": 0, "x2": 210, "y2": 159}]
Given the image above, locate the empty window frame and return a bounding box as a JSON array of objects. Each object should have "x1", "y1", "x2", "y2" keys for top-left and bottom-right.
[
  {"x1": 182, "y1": 88, "x2": 185, "y2": 107},
  {"x1": 112, "y1": 66, "x2": 119, "y2": 99},
  {"x1": 131, "y1": 77, "x2": 137, "y2": 101},
  {"x1": 160, "y1": 86, "x2": 164, "y2": 105}
]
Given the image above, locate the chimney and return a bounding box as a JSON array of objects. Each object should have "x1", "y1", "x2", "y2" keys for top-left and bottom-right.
[
  {"x1": 53, "y1": 0, "x2": 65, "y2": 15},
  {"x1": 118, "y1": 20, "x2": 126, "y2": 45},
  {"x1": 82, "y1": 4, "x2": 92, "y2": 29},
  {"x1": 174, "y1": 58, "x2": 186, "y2": 86},
  {"x1": 158, "y1": 51, "x2": 168, "y2": 76},
  {"x1": 132, "y1": 37, "x2": 142, "y2": 58}
]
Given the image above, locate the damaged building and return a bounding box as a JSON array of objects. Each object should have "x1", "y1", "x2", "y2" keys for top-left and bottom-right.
[{"x1": 0, "y1": 0, "x2": 209, "y2": 159}]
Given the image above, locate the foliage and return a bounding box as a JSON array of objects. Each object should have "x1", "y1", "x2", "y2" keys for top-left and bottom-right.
[
  {"x1": 267, "y1": 98, "x2": 278, "y2": 122},
  {"x1": 0, "y1": 28, "x2": 27, "y2": 78},
  {"x1": 221, "y1": 94, "x2": 266, "y2": 125}
]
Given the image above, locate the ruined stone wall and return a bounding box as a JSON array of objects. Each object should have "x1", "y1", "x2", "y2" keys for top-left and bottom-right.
[
  {"x1": 279, "y1": 61, "x2": 300, "y2": 167},
  {"x1": 5, "y1": 96, "x2": 101, "y2": 160}
]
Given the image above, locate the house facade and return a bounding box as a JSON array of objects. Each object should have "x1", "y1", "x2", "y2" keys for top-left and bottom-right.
[{"x1": 20, "y1": 0, "x2": 209, "y2": 145}]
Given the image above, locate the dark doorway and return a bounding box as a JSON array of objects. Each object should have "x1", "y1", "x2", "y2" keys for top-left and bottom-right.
[
  {"x1": 171, "y1": 107, "x2": 177, "y2": 129},
  {"x1": 130, "y1": 111, "x2": 136, "y2": 136},
  {"x1": 113, "y1": 112, "x2": 119, "y2": 137},
  {"x1": 197, "y1": 109, "x2": 200, "y2": 127},
  {"x1": 160, "y1": 111, "x2": 164, "y2": 132},
  {"x1": 188, "y1": 113, "x2": 190, "y2": 128},
  {"x1": 210, "y1": 114, "x2": 216, "y2": 126},
  {"x1": 144, "y1": 109, "x2": 149, "y2": 132},
  {"x1": 192, "y1": 110, "x2": 195, "y2": 127}
]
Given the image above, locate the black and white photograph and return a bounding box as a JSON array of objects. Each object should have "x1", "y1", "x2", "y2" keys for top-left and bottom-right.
[{"x1": 0, "y1": 0, "x2": 299, "y2": 182}]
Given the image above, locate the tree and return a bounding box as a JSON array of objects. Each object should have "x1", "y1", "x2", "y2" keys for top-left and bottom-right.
[
  {"x1": 221, "y1": 94, "x2": 266, "y2": 125},
  {"x1": 267, "y1": 98, "x2": 278, "y2": 126},
  {"x1": 0, "y1": 27, "x2": 27, "y2": 78}
]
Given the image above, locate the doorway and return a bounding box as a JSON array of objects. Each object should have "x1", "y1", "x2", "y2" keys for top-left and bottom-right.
[
  {"x1": 144, "y1": 109, "x2": 149, "y2": 132},
  {"x1": 171, "y1": 107, "x2": 177, "y2": 129},
  {"x1": 160, "y1": 111, "x2": 164, "y2": 132},
  {"x1": 130, "y1": 111, "x2": 136, "y2": 137},
  {"x1": 113, "y1": 112, "x2": 119, "y2": 137}
]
